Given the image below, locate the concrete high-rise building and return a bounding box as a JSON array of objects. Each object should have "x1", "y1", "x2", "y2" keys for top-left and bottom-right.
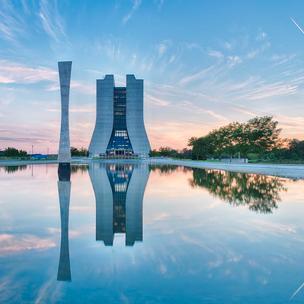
[
  {"x1": 89, "y1": 162, "x2": 149, "y2": 246},
  {"x1": 89, "y1": 75, "x2": 150, "y2": 158},
  {"x1": 58, "y1": 61, "x2": 72, "y2": 164}
]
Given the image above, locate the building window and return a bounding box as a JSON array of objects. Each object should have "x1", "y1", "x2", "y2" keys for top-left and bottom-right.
[{"x1": 106, "y1": 87, "x2": 133, "y2": 155}]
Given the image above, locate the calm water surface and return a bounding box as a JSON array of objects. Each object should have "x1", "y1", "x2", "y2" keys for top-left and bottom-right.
[{"x1": 0, "y1": 163, "x2": 304, "y2": 303}]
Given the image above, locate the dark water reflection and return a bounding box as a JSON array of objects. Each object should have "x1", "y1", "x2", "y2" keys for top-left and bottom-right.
[
  {"x1": 57, "y1": 164, "x2": 71, "y2": 282},
  {"x1": 56, "y1": 162, "x2": 149, "y2": 282},
  {"x1": 150, "y1": 165, "x2": 287, "y2": 213},
  {"x1": 3, "y1": 165, "x2": 27, "y2": 173},
  {"x1": 89, "y1": 162, "x2": 149, "y2": 246},
  {"x1": 190, "y1": 169, "x2": 287, "y2": 213},
  {"x1": 55, "y1": 163, "x2": 289, "y2": 282},
  {"x1": 1, "y1": 163, "x2": 304, "y2": 303}
]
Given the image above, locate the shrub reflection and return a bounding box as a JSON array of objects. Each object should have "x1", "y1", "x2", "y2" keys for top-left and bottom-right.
[
  {"x1": 149, "y1": 164, "x2": 189, "y2": 175},
  {"x1": 190, "y1": 169, "x2": 287, "y2": 213}
]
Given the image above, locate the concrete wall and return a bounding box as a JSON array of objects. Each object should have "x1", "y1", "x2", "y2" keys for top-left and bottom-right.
[
  {"x1": 89, "y1": 75, "x2": 114, "y2": 156},
  {"x1": 126, "y1": 75, "x2": 151, "y2": 157},
  {"x1": 58, "y1": 61, "x2": 72, "y2": 163}
]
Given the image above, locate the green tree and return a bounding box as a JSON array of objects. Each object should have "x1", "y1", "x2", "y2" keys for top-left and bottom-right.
[
  {"x1": 188, "y1": 116, "x2": 281, "y2": 160},
  {"x1": 3, "y1": 147, "x2": 28, "y2": 157},
  {"x1": 243, "y1": 116, "x2": 281, "y2": 156},
  {"x1": 189, "y1": 135, "x2": 216, "y2": 160},
  {"x1": 70, "y1": 147, "x2": 88, "y2": 157}
]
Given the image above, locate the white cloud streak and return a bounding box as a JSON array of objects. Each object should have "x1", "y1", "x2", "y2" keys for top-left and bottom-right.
[
  {"x1": 38, "y1": 0, "x2": 67, "y2": 43},
  {"x1": 122, "y1": 0, "x2": 142, "y2": 24},
  {"x1": 0, "y1": 60, "x2": 57, "y2": 84},
  {"x1": 0, "y1": 1, "x2": 27, "y2": 44},
  {"x1": 208, "y1": 50, "x2": 224, "y2": 59},
  {"x1": 290, "y1": 281, "x2": 304, "y2": 300},
  {"x1": 290, "y1": 17, "x2": 304, "y2": 35},
  {"x1": 0, "y1": 60, "x2": 95, "y2": 96}
]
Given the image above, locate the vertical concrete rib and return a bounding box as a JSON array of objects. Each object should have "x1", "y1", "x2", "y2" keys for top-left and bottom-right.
[
  {"x1": 57, "y1": 166, "x2": 71, "y2": 281},
  {"x1": 58, "y1": 61, "x2": 72, "y2": 163},
  {"x1": 126, "y1": 75, "x2": 151, "y2": 157},
  {"x1": 125, "y1": 163, "x2": 150, "y2": 246},
  {"x1": 89, "y1": 162, "x2": 114, "y2": 246},
  {"x1": 89, "y1": 75, "x2": 114, "y2": 156}
]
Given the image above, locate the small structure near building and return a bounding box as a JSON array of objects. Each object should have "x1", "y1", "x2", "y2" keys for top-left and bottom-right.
[
  {"x1": 31, "y1": 154, "x2": 48, "y2": 160},
  {"x1": 220, "y1": 158, "x2": 248, "y2": 164}
]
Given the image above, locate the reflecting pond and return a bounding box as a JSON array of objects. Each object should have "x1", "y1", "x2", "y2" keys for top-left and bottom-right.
[{"x1": 0, "y1": 163, "x2": 304, "y2": 303}]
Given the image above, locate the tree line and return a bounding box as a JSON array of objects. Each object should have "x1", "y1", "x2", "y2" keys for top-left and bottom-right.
[
  {"x1": 151, "y1": 116, "x2": 304, "y2": 162},
  {"x1": 0, "y1": 147, "x2": 88, "y2": 158},
  {"x1": 0, "y1": 147, "x2": 28, "y2": 158}
]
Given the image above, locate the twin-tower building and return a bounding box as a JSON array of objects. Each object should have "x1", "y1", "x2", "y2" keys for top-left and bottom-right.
[
  {"x1": 89, "y1": 74, "x2": 151, "y2": 158},
  {"x1": 58, "y1": 61, "x2": 151, "y2": 162}
]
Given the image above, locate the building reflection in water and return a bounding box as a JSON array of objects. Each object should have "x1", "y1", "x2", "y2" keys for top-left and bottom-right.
[
  {"x1": 56, "y1": 162, "x2": 149, "y2": 281},
  {"x1": 89, "y1": 162, "x2": 150, "y2": 246},
  {"x1": 57, "y1": 163, "x2": 72, "y2": 281}
]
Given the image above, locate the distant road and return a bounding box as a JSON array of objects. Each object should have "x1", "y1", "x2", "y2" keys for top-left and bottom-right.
[{"x1": 1, "y1": 157, "x2": 304, "y2": 179}]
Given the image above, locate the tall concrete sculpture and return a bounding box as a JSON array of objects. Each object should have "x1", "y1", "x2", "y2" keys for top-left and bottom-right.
[
  {"x1": 89, "y1": 162, "x2": 150, "y2": 246},
  {"x1": 89, "y1": 75, "x2": 151, "y2": 158},
  {"x1": 57, "y1": 164, "x2": 71, "y2": 281},
  {"x1": 58, "y1": 61, "x2": 72, "y2": 164}
]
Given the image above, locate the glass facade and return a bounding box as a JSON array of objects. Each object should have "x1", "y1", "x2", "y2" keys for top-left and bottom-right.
[{"x1": 106, "y1": 87, "x2": 133, "y2": 156}]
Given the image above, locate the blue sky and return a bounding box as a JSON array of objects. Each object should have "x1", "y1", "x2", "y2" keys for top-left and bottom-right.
[{"x1": 1, "y1": 0, "x2": 304, "y2": 153}]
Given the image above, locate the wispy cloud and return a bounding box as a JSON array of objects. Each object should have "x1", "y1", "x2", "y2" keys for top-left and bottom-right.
[
  {"x1": 95, "y1": 39, "x2": 122, "y2": 61},
  {"x1": 208, "y1": 50, "x2": 224, "y2": 59},
  {"x1": 256, "y1": 31, "x2": 267, "y2": 41},
  {"x1": 157, "y1": 41, "x2": 169, "y2": 57},
  {"x1": 246, "y1": 41, "x2": 270, "y2": 59},
  {"x1": 0, "y1": 1, "x2": 27, "y2": 44},
  {"x1": 179, "y1": 52, "x2": 243, "y2": 85},
  {"x1": 38, "y1": 0, "x2": 67, "y2": 43},
  {"x1": 179, "y1": 64, "x2": 220, "y2": 85},
  {"x1": 227, "y1": 55, "x2": 242, "y2": 67},
  {"x1": 223, "y1": 41, "x2": 233, "y2": 50},
  {"x1": 0, "y1": 60, "x2": 95, "y2": 96},
  {"x1": 290, "y1": 17, "x2": 304, "y2": 35},
  {"x1": 0, "y1": 60, "x2": 56, "y2": 84},
  {"x1": 146, "y1": 94, "x2": 171, "y2": 107},
  {"x1": 240, "y1": 81, "x2": 298, "y2": 100},
  {"x1": 271, "y1": 54, "x2": 296, "y2": 66},
  {"x1": 179, "y1": 101, "x2": 230, "y2": 123},
  {"x1": 122, "y1": 0, "x2": 142, "y2": 24},
  {"x1": 47, "y1": 105, "x2": 95, "y2": 113}
]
